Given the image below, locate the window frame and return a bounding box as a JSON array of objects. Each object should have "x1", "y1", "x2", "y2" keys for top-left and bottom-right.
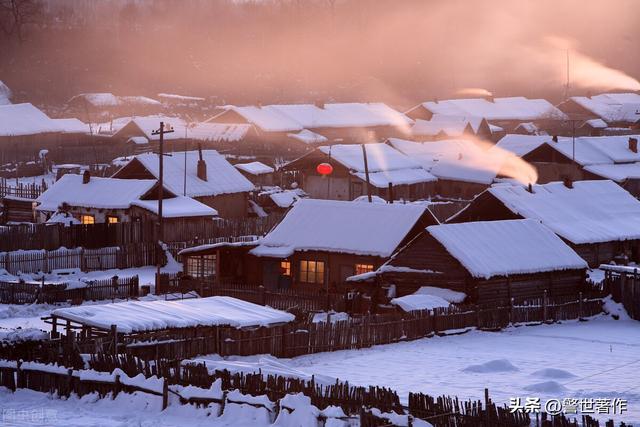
[
  {"x1": 80, "y1": 214, "x2": 95, "y2": 225},
  {"x1": 299, "y1": 260, "x2": 325, "y2": 284},
  {"x1": 355, "y1": 263, "x2": 374, "y2": 275},
  {"x1": 107, "y1": 215, "x2": 119, "y2": 224}
]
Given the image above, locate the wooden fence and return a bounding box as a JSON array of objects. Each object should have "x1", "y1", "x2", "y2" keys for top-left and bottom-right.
[
  {"x1": 0, "y1": 214, "x2": 283, "y2": 252},
  {"x1": 0, "y1": 243, "x2": 161, "y2": 275},
  {"x1": 157, "y1": 278, "x2": 347, "y2": 313},
  {"x1": 0, "y1": 178, "x2": 46, "y2": 199},
  {"x1": 602, "y1": 266, "x2": 640, "y2": 321},
  {"x1": 0, "y1": 357, "x2": 621, "y2": 427},
  {"x1": 0, "y1": 275, "x2": 140, "y2": 304}
]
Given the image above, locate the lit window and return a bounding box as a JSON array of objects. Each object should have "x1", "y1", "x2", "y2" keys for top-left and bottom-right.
[
  {"x1": 186, "y1": 254, "x2": 216, "y2": 278},
  {"x1": 107, "y1": 216, "x2": 119, "y2": 224},
  {"x1": 81, "y1": 214, "x2": 95, "y2": 225},
  {"x1": 355, "y1": 263, "x2": 374, "y2": 275},
  {"x1": 280, "y1": 261, "x2": 291, "y2": 276},
  {"x1": 299, "y1": 260, "x2": 324, "y2": 284}
]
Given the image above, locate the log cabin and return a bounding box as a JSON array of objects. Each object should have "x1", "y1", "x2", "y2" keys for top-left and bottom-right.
[
  {"x1": 179, "y1": 199, "x2": 438, "y2": 292},
  {"x1": 112, "y1": 148, "x2": 255, "y2": 218},
  {"x1": 449, "y1": 180, "x2": 640, "y2": 267},
  {"x1": 281, "y1": 143, "x2": 437, "y2": 201},
  {"x1": 370, "y1": 219, "x2": 588, "y2": 305}
]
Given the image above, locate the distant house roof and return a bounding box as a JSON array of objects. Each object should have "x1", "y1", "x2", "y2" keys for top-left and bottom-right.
[
  {"x1": 111, "y1": 116, "x2": 250, "y2": 142},
  {"x1": 51, "y1": 118, "x2": 91, "y2": 134},
  {"x1": 583, "y1": 162, "x2": 640, "y2": 182},
  {"x1": 125, "y1": 150, "x2": 255, "y2": 197},
  {"x1": 234, "y1": 161, "x2": 275, "y2": 176},
  {"x1": 250, "y1": 199, "x2": 430, "y2": 258},
  {"x1": 218, "y1": 102, "x2": 412, "y2": 132},
  {"x1": 68, "y1": 93, "x2": 161, "y2": 108},
  {"x1": 411, "y1": 97, "x2": 567, "y2": 122},
  {"x1": 485, "y1": 180, "x2": 640, "y2": 244},
  {"x1": 36, "y1": 174, "x2": 217, "y2": 218},
  {"x1": 495, "y1": 134, "x2": 640, "y2": 166},
  {"x1": 287, "y1": 129, "x2": 329, "y2": 145},
  {"x1": 388, "y1": 138, "x2": 503, "y2": 184},
  {"x1": 427, "y1": 219, "x2": 587, "y2": 279},
  {"x1": 318, "y1": 143, "x2": 437, "y2": 188},
  {"x1": 0, "y1": 103, "x2": 62, "y2": 136},
  {"x1": 411, "y1": 115, "x2": 487, "y2": 137},
  {"x1": 569, "y1": 93, "x2": 640, "y2": 124}
]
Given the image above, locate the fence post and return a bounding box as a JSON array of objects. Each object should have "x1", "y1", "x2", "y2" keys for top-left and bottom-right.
[
  {"x1": 542, "y1": 290, "x2": 548, "y2": 323},
  {"x1": 113, "y1": 374, "x2": 121, "y2": 399},
  {"x1": 80, "y1": 248, "x2": 86, "y2": 272},
  {"x1": 67, "y1": 368, "x2": 74, "y2": 398},
  {"x1": 431, "y1": 309, "x2": 437, "y2": 335},
  {"x1": 484, "y1": 388, "x2": 490, "y2": 425},
  {"x1": 579, "y1": 292, "x2": 584, "y2": 320},
  {"x1": 509, "y1": 297, "x2": 514, "y2": 325},
  {"x1": 162, "y1": 378, "x2": 169, "y2": 410},
  {"x1": 111, "y1": 324, "x2": 118, "y2": 357},
  {"x1": 16, "y1": 360, "x2": 23, "y2": 389}
]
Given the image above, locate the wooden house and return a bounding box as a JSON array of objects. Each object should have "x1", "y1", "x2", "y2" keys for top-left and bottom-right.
[
  {"x1": 179, "y1": 199, "x2": 438, "y2": 292},
  {"x1": 449, "y1": 180, "x2": 640, "y2": 267},
  {"x1": 208, "y1": 102, "x2": 413, "y2": 155},
  {"x1": 112, "y1": 149, "x2": 255, "y2": 218},
  {"x1": 387, "y1": 138, "x2": 505, "y2": 200},
  {"x1": 557, "y1": 93, "x2": 640, "y2": 128},
  {"x1": 371, "y1": 219, "x2": 587, "y2": 304},
  {"x1": 281, "y1": 143, "x2": 437, "y2": 201},
  {"x1": 35, "y1": 172, "x2": 217, "y2": 225},
  {"x1": 405, "y1": 96, "x2": 567, "y2": 134}
]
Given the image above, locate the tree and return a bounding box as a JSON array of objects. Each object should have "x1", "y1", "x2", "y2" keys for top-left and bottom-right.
[{"x1": 0, "y1": 0, "x2": 43, "y2": 42}]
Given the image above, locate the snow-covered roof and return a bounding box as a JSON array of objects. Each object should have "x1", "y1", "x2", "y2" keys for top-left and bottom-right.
[
  {"x1": 570, "y1": 93, "x2": 640, "y2": 124},
  {"x1": 68, "y1": 93, "x2": 161, "y2": 108},
  {"x1": 583, "y1": 162, "x2": 640, "y2": 183},
  {"x1": 127, "y1": 136, "x2": 149, "y2": 145},
  {"x1": 353, "y1": 168, "x2": 437, "y2": 188},
  {"x1": 583, "y1": 118, "x2": 608, "y2": 129},
  {"x1": 36, "y1": 174, "x2": 156, "y2": 212},
  {"x1": 51, "y1": 118, "x2": 91, "y2": 134},
  {"x1": 287, "y1": 129, "x2": 329, "y2": 145},
  {"x1": 111, "y1": 116, "x2": 250, "y2": 142},
  {"x1": 234, "y1": 161, "x2": 275, "y2": 176},
  {"x1": 51, "y1": 296, "x2": 295, "y2": 333},
  {"x1": 411, "y1": 115, "x2": 485, "y2": 137},
  {"x1": 495, "y1": 134, "x2": 551, "y2": 157},
  {"x1": 388, "y1": 138, "x2": 502, "y2": 184},
  {"x1": 157, "y1": 93, "x2": 206, "y2": 102},
  {"x1": 428, "y1": 219, "x2": 587, "y2": 279},
  {"x1": 415, "y1": 97, "x2": 567, "y2": 121},
  {"x1": 487, "y1": 180, "x2": 640, "y2": 244},
  {"x1": 131, "y1": 150, "x2": 255, "y2": 197},
  {"x1": 250, "y1": 199, "x2": 428, "y2": 258},
  {"x1": 221, "y1": 102, "x2": 412, "y2": 132},
  {"x1": 131, "y1": 197, "x2": 218, "y2": 218},
  {"x1": 264, "y1": 188, "x2": 306, "y2": 208},
  {"x1": 0, "y1": 103, "x2": 62, "y2": 136}
]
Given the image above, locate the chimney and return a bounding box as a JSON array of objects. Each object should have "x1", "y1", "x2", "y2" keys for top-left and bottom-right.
[
  {"x1": 629, "y1": 137, "x2": 638, "y2": 153},
  {"x1": 314, "y1": 99, "x2": 325, "y2": 109},
  {"x1": 196, "y1": 144, "x2": 207, "y2": 181},
  {"x1": 527, "y1": 183, "x2": 533, "y2": 193},
  {"x1": 563, "y1": 176, "x2": 573, "y2": 189},
  {"x1": 552, "y1": 135, "x2": 558, "y2": 143},
  {"x1": 82, "y1": 170, "x2": 90, "y2": 184}
]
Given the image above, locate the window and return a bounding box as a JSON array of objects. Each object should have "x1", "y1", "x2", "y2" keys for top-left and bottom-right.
[
  {"x1": 280, "y1": 261, "x2": 291, "y2": 276},
  {"x1": 299, "y1": 260, "x2": 325, "y2": 284},
  {"x1": 80, "y1": 214, "x2": 95, "y2": 225},
  {"x1": 107, "y1": 216, "x2": 119, "y2": 224},
  {"x1": 186, "y1": 254, "x2": 217, "y2": 278},
  {"x1": 355, "y1": 263, "x2": 374, "y2": 275}
]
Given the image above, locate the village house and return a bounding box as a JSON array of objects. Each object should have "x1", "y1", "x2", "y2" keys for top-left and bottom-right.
[
  {"x1": 449, "y1": 180, "x2": 640, "y2": 266},
  {"x1": 34, "y1": 172, "x2": 217, "y2": 225},
  {"x1": 410, "y1": 114, "x2": 497, "y2": 141},
  {"x1": 179, "y1": 199, "x2": 438, "y2": 292},
  {"x1": 112, "y1": 148, "x2": 255, "y2": 217},
  {"x1": 495, "y1": 134, "x2": 640, "y2": 193},
  {"x1": 208, "y1": 102, "x2": 413, "y2": 154},
  {"x1": 387, "y1": 138, "x2": 508, "y2": 200},
  {"x1": 365, "y1": 219, "x2": 587, "y2": 305},
  {"x1": 281, "y1": 143, "x2": 437, "y2": 201},
  {"x1": 66, "y1": 93, "x2": 163, "y2": 122},
  {"x1": 557, "y1": 93, "x2": 640, "y2": 128},
  {"x1": 0, "y1": 103, "x2": 94, "y2": 164},
  {"x1": 405, "y1": 96, "x2": 567, "y2": 134},
  {"x1": 234, "y1": 161, "x2": 277, "y2": 187}
]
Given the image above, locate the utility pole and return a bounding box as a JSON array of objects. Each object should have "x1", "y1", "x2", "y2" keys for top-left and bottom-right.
[
  {"x1": 151, "y1": 121, "x2": 174, "y2": 285},
  {"x1": 361, "y1": 144, "x2": 372, "y2": 203}
]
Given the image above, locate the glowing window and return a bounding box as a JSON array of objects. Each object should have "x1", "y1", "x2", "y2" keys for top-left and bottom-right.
[
  {"x1": 300, "y1": 260, "x2": 325, "y2": 284},
  {"x1": 107, "y1": 216, "x2": 119, "y2": 224},
  {"x1": 81, "y1": 214, "x2": 95, "y2": 225},
  {"x1": 355, "y1": 264, "x2": 374, "y2": 275},
  {"x1": 280, "y1": 261, "x2": 291, "y2": 276}
]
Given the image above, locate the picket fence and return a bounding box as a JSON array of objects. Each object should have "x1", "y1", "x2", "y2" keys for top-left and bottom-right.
[{"x1": 603, "y1": 266, "x2": 640, "y2": 321}]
